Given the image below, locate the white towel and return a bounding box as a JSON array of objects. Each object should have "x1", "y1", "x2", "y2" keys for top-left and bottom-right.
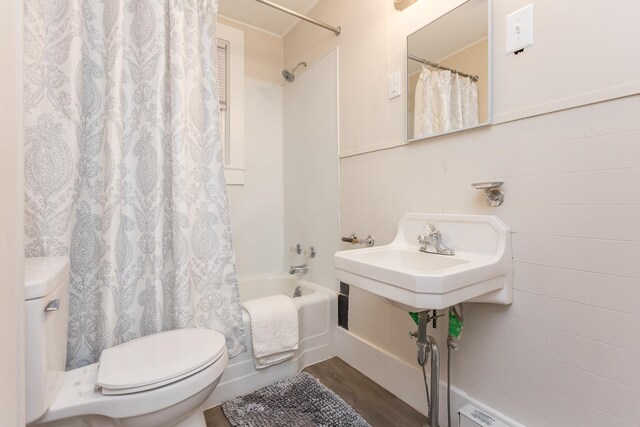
[{"x1": 242, "y1": 295, "x2": 299, "y2": 369}]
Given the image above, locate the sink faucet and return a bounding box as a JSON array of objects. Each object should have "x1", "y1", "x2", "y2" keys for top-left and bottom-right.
[
  {"x1": 418, "y1": 222, "x2": 455, "y2": 256},
  {"x1": 289, "y1": 264, "x2": 309, "y2": 274}
]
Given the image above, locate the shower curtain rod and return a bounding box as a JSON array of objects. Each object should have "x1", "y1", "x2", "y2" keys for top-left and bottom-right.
[
  {"x1": 254, "y1": 0, "x2": 341, "y2": 36},
  {"x1": 408, "y1": 54, "x2": 479, "y2": 82}
]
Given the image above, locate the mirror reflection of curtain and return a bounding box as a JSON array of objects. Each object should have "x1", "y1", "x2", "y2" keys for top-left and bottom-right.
[{"x1": 414, "y1": 66, "x2": 478, "y2": 139}]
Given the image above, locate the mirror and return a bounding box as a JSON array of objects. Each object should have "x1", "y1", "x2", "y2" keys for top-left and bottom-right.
[{"x1": 406, "y1": 0, "x2": 490, "y2": 142}]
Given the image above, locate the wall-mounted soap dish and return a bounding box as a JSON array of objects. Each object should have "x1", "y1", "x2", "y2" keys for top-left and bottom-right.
[{"x1": 472, "y1": 181, "x2": 504, "y2": 207}]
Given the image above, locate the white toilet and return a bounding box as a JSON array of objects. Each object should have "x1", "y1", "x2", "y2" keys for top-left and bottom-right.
[{"x1": 25, "y1": 257, "x2": 229, "y2": 427}]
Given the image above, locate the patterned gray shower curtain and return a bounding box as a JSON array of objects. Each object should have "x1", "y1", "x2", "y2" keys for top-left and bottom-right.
[{"x1": 24, "y1": 0, "x2": 244, "y2": 369}]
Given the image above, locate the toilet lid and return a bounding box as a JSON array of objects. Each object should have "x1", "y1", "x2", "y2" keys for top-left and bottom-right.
[{"x1": 96, "y1": 328, "x2": 226, "y2": 394}]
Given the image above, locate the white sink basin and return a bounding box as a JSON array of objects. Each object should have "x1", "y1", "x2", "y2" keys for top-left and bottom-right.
[
  {"x1": 343, "y1": 247, "x2": 469, "y2": 272},
  {"x1": 334, "y1": 213, "x2": 513, "y2": 311}
]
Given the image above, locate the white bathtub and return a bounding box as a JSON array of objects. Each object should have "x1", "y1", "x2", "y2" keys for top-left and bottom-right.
[{"x1": 204, "y1": 273, "x2": 337, "y2": 408}]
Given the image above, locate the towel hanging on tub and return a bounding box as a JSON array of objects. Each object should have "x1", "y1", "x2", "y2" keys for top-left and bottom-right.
[{"x1": 242, "y1": 295, "x2": 299, "y2": 369}]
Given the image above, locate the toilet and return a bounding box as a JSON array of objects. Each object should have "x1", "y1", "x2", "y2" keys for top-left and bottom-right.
[{"x1": 25, "y1": 257, "x2": 228, "y2": 427}]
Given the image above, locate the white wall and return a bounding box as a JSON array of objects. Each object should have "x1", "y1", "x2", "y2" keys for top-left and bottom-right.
[
  {"x1": 285, "y1": 0, "x2": 640, "y2": 156},
  {"x1": 221, "y1": 18, "x2": 286, "y2": 278},
  {"x1": 283, "y1": 50, "x2": 340, "y2": 290},
  {"x1": 284, "y1": 1, "x2": 640, "y2": 426},
  {"x1": 218, "y1": 16, "x2": 284, "y2": 84},
  {"x1": 342, "y1": 95, "x2": 640, "y2": 426},
  {"x1": 489, "y1": 0, "x2": 640, "y2": 122},
  {"x1": 227, "y1": 78, "x2": 284, "y2": 277},
  {"x1": 0, "y1": 0, "x2": 24, "y2": 425}
]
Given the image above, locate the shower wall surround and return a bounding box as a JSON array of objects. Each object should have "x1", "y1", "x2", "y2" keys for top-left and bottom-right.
[
  {"x1": 218, "y1": 17, "x2": 286, "y2": 278},
  {"x1": 228, "y1": 77, "x2": 284, "y2": 277},
  {"x1": 284, "y1": 0, "x2": 640, "y2": 426},
  {"x1": 283, "y1": 50, "x2": 340, "y2": 291}
]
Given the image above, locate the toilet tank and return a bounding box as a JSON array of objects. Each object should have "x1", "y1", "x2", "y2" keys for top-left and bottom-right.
[{"x1": 24, "y1": 257, "x2": 70, "y2": 424}]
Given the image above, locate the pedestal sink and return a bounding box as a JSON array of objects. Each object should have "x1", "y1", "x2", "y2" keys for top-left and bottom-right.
[{"x1": 334, "y1": 213, "x2": 512, "y2": 311}]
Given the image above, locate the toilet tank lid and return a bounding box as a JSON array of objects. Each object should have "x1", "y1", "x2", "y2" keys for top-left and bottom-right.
[
  {"x1": 24, "y1": 257, "x2": 70, "y2": 300},
  {"x1": 96, "y1": 328, "x2": 227, "y2": 392}
]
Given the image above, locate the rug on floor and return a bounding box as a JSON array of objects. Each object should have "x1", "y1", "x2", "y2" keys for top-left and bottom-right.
[{"x1": 221, "y1": 372, "x2": 372, "y2": 427}]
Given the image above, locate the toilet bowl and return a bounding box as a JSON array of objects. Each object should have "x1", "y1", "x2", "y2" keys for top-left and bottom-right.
[{"x1": 25, "y1": 257, "x2": 229, "y2": 427}]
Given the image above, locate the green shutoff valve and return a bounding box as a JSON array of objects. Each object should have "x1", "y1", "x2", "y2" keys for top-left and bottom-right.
[
  {"x1": 409, "y1": 312, "x2": 419, "y2": 326},
  {"x1": 448, "y1": 310, "x2": 464, "y2": 339}
]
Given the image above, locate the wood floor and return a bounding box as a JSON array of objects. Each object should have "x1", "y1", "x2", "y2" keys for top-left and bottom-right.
[{"x1": 204, "y1": 357, "x2": 427, "y2": 427}]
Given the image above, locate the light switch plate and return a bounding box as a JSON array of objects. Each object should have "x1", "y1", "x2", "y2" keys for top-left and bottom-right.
[
  {"x1": 388, "y1": 71, "x2": 401, "y2": 99},
  {"x1": 506, "y1": 4, "x2": 533, "y2": 54}
]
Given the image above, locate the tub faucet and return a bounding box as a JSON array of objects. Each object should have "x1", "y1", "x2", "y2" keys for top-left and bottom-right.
[
  {"x1": 289, "y1": 264, "x2": 309, "y2": 274},
  {"x1": 418, "y1": 222, "x2": 455, "y2": 256},
  {"x1": 293, "y1": 286, "x2": 302, "y2": 298}
]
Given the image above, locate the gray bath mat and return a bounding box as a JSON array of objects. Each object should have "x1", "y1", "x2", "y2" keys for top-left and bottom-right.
[{"x1": 222, "y1": 372, "x2": 371, "y2": 427}]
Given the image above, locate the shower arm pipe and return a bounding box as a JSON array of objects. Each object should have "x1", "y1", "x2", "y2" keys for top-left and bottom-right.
[
  {"x1": 291, "y1": 62, "x2": 306, "y2": 73},
  {"x1": 254, "y1": 0, "x2": 341, "y2": 36},
  {"x1": 408, "y1": 54, "x2": 479, "y2": 82}
]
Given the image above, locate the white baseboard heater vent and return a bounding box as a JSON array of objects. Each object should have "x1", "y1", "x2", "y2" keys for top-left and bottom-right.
[{"x1": 459, "y1": 404, "x2": 511, "y2": 427}]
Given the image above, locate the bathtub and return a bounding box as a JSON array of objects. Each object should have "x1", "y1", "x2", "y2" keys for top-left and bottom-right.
[{"x1": 204, "y1": 273, "x2": 337, "y2": 408}]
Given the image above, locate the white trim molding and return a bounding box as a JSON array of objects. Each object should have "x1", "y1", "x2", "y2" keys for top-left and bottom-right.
[
  {"x1": 218, "y1": 23, "x2": 246, "y2": 185},
  {"x1": 0, "y1": 0, "x2": 25, "y2": 424}
]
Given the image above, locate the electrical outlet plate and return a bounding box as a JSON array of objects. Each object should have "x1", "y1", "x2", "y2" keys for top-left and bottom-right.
[
  {"x1": 388, "y1": 71, "x2": 401, "y2": 99},
  {"x1": 506, "y1": 3, "x2": 534, "y2": 54}
]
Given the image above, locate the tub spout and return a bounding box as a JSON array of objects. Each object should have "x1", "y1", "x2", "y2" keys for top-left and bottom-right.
[
  {"x1": 293, "y1": 286, "x2": 302, "y2": 298},
  {"x1": 289, "y1": 264, "x2": 309, "y2": 275}
]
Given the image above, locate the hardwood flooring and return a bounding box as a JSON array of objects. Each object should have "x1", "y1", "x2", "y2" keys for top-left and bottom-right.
[
  {"x1": 204, "y1": 402, "x2": 232, "y2": 427},
  {"x1": 204, "y1": 357, "x2": 427, "y2": 427}
]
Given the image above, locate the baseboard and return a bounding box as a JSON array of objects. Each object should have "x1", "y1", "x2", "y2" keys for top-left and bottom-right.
[{"x1": 335, "y1": 328, "x2": 524, "y2": 427}]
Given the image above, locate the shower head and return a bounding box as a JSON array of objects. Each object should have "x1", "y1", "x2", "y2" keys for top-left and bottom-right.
[
  {"x1": 282, "y1": 62, "x2": 307, "y2": 82},
  {"x1": 282, "y1": 69, "x2": 295, "y2": 83}
]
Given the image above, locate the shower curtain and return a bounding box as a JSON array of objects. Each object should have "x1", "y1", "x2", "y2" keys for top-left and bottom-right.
[
  {"x1": 414, "y1": 66, "x2": 479, "y2": 139},
  {"x1": 24, "y1": 0, "x2": 244, "y2": 369}
]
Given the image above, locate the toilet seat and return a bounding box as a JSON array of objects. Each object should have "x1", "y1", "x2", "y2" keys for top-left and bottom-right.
[
  {"x1": 97, "y1": 328, "x2": 226, "y2": 395},
  {"x1": 35, "y1": 329, "x2": 229, "y2": 424},
  {"x1": 100, "y1": 357, "x2": 217, "y2": 395}
]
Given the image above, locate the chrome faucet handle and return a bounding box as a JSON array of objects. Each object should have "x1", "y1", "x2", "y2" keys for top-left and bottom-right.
[
  {"x1": 304, "y1": 246, "x2": 316, "y2": 258},
  {"x1": 418, "y1": 221, "x2": 455, "y2": 256},
  {"x1": 424, "y1": 221, "x2": 440, "y2": 236}
]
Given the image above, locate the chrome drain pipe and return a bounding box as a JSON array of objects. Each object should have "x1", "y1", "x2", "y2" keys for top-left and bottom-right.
[{"x1": 417, "y1": 311, "x2": 440, "y2": 427}]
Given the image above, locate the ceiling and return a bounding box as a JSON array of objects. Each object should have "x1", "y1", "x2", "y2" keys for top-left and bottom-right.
[{"x1": 219, "y1": 0, "x2": 321, "y2": 37}]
